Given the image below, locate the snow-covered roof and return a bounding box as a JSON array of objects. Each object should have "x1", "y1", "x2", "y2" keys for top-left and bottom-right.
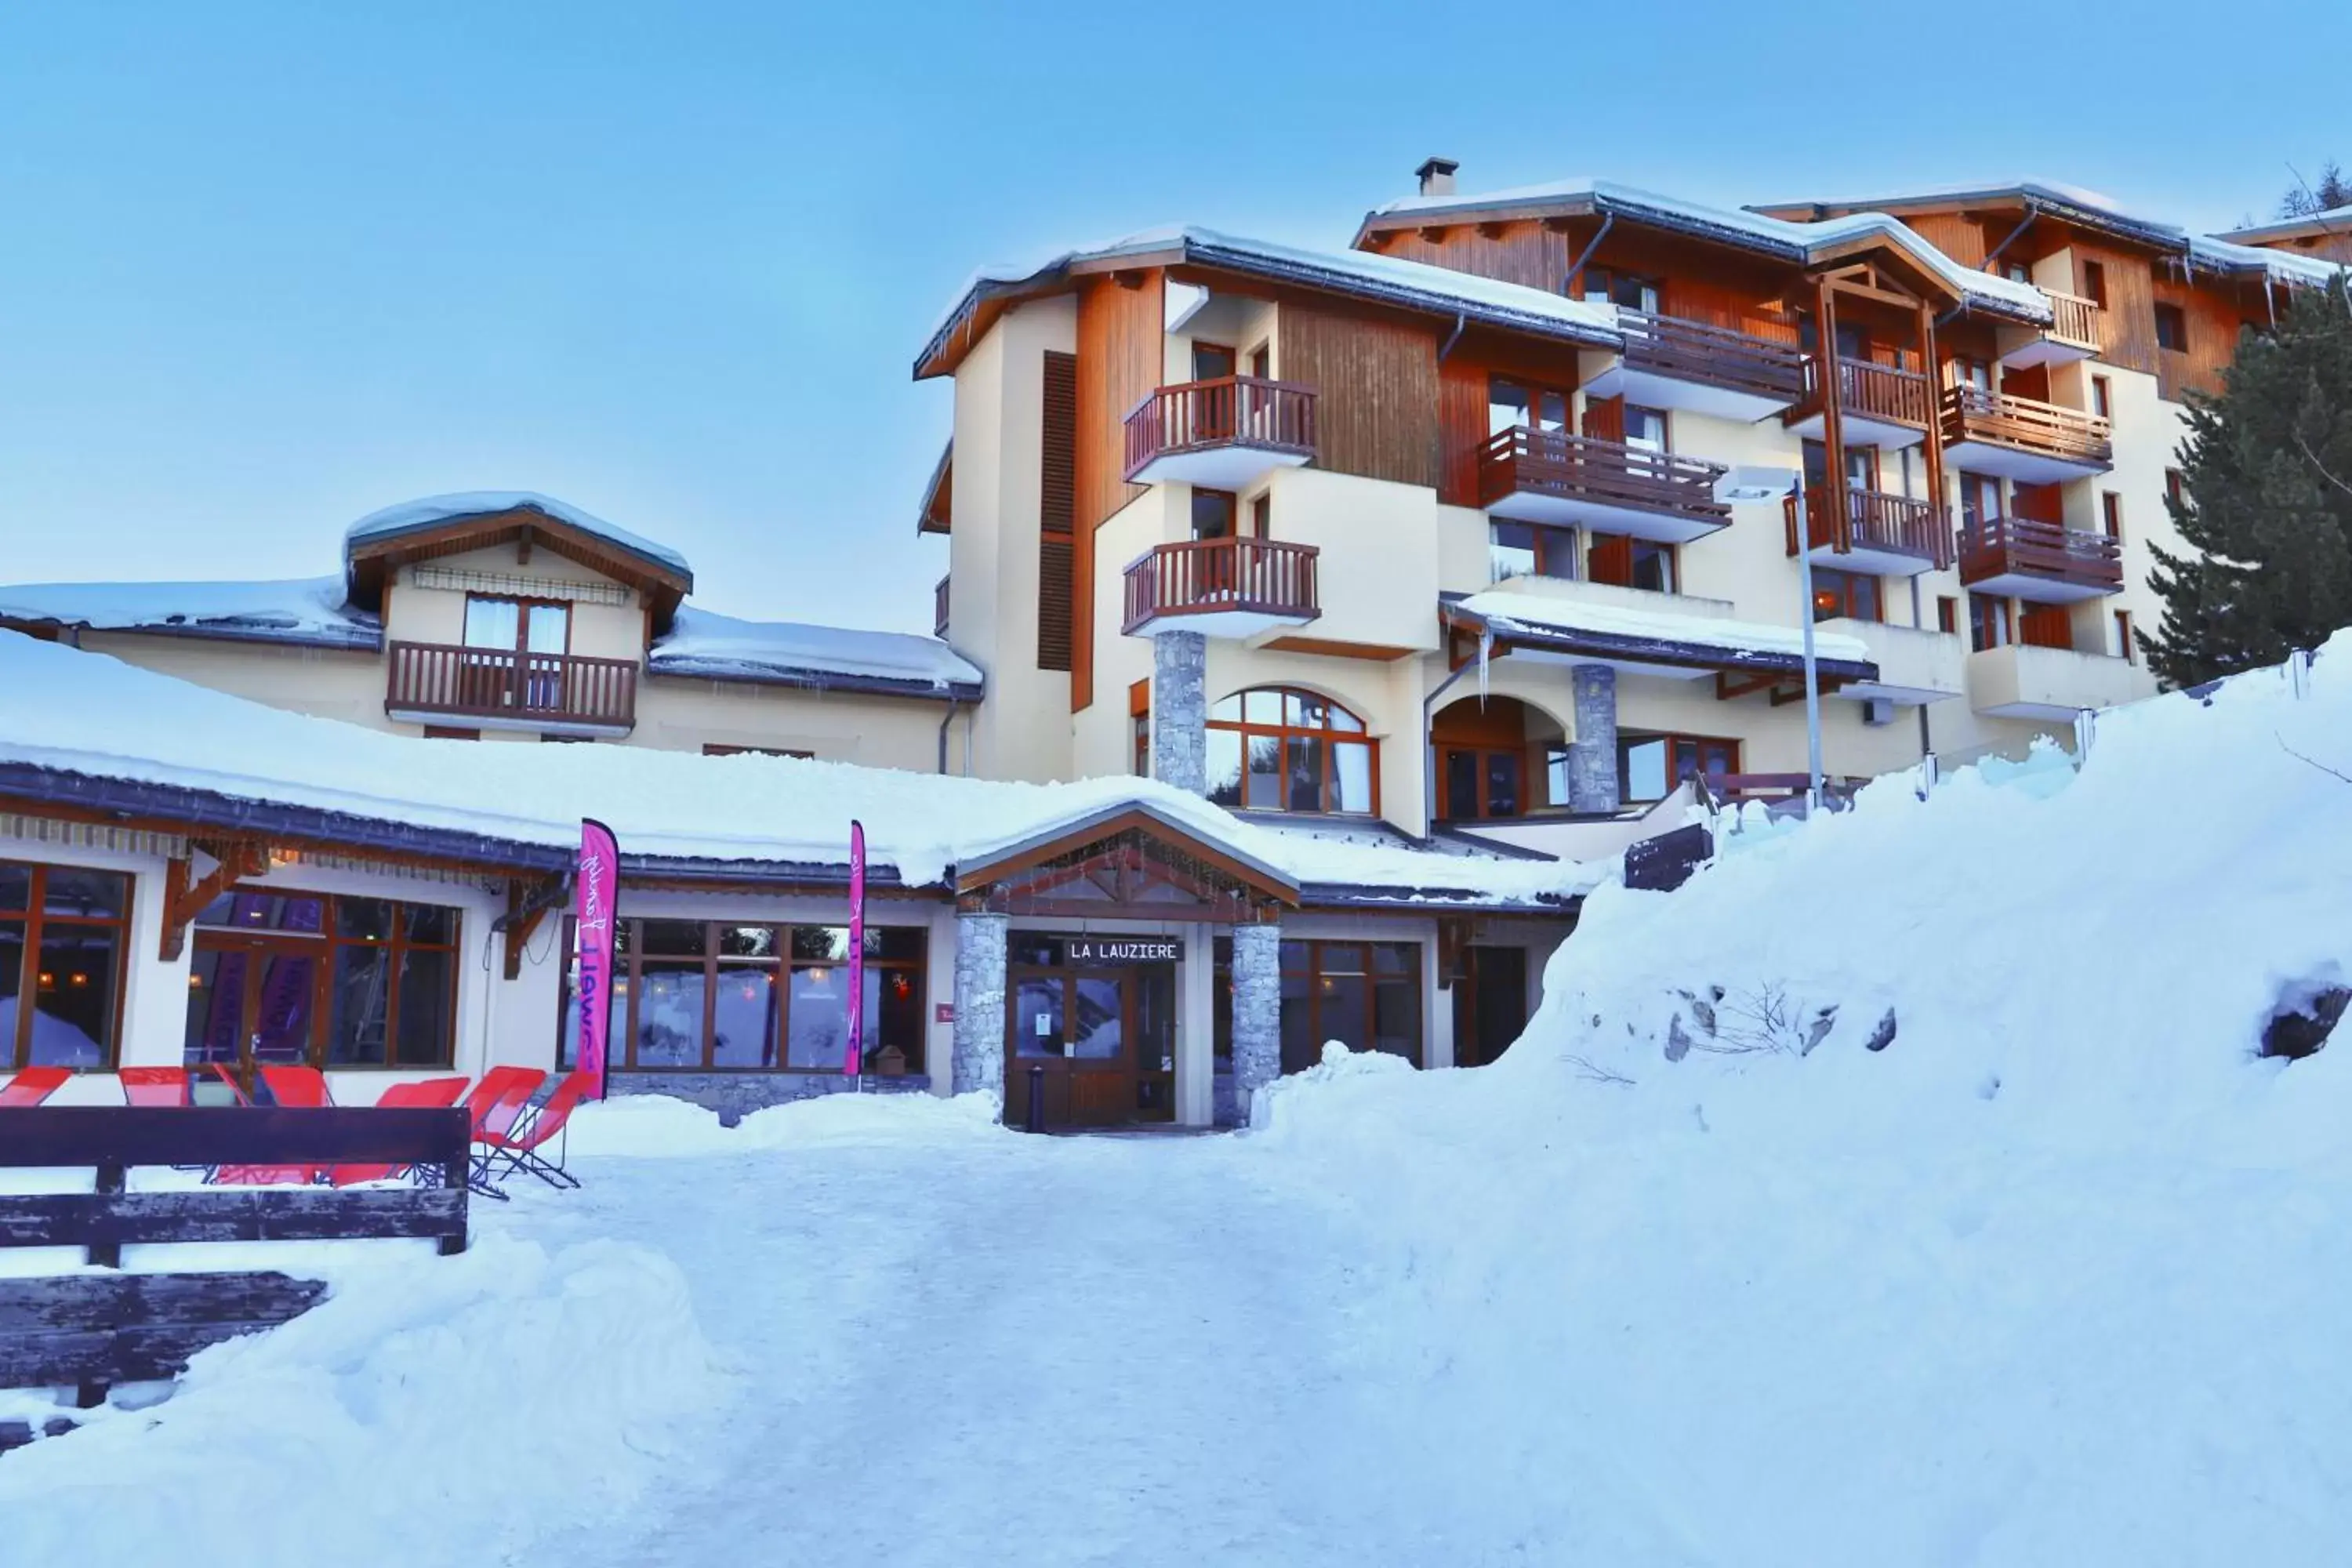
[
  {"x1": 648, "y1": 607, "x2": 982, "y2": 701},
  {"x1": 0, "y1": 633, "x2": 1595, "y2": 909},
  {"x1": 2214, "y1": 205, "x2": 2352, "y2": 245},
  {"x1": 919, "y1": 225, "x2": 1621, "y2": 375},
  {"x1": 1363, "y1": 178, "x2": 2052, "y2": 322},
  {"x1": 1450, "y1": 590, "x2": 1875, "y2": 680},
  {"x1": 343, "y1": 492, "x2": 694, "y2": 583},
  {"x1": 0, "y1": 574, "x2": 379, "y2": 652}
]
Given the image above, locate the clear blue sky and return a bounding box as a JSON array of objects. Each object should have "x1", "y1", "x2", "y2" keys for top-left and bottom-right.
[{"x1": 3, "y1": 0, "x2": 2343, "y2": 634}]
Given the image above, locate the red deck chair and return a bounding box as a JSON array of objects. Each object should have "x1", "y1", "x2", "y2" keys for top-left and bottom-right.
[
  {"x1": 0, "y1": 1066, "x2": 71, "y2": 1107},
  {"x1": 215, "y1": 1066, "x2": 334, "y2": 1185},
  {"x1": 463, "y1": 1068, "x2": 549, "y2": 1200},
  {"x1": 118, "y1": 1066, "x2": 192, "y2": 1107},
  {"x1": 329, "y1": 1077, "x2": 470, "y2": 1187},
  {"x1": 475, "y1": 1070, "x2": 594, "y2": 1194}
]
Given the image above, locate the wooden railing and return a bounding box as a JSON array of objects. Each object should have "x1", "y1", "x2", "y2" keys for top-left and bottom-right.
[
  {"x1": 2044, "y1": 290, "x2": 2103, "y2": 352},
  {"x1": 1478, "y1": 426, "x2": 1731, "y2": 529},
  {"x1": 1941, "y1": 385, "x2": 2113, "y2": 467},
  {"x1": 1957, "y1": 517, "x2": 2125, "y2": 595},
  {"x1": 1123, "y1": 376, "x2": 1317, "y2": 481},
  {"x1": 1800, "y1": 355, "x2": 1936, "y2": 429},
  {"x1": 0, "y1": 1105, "x2": 469, "y2": 1410},
  {"x1": 934, "y1": 574, "x2": 950, "y2": 640},
  {"x1": 1786, "y1": 488, "x2": 1952, "y2": 568},
  {"x1": 1122, "y1": 537, "x2": 1319, "y2": 635},
  {"x1": 387, "y1": 641, "x2": 638, "y2": 730},
  {"x1": 1617, "y1": 310, "x2": 1807, "y2": 402}
]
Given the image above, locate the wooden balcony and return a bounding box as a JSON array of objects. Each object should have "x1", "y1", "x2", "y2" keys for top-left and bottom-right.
[
  {"x1": 1940, "y1": 385, "x2": 2113, "y2": 482},
  {"x1": 1121, "y1": 537, "x2": 1319, "y2": 640},
  {"x1": 1784, "y1": 356, "x2": 1936, "y2": 448},
  {"x1": 386, "y1": 641, "x2": 637, "y2": 735},
  {"x1": 1785, "y1": 488, "x2": 1952, "y2": 575},
  {"x1": 1998, "y1": 289, "x2": 2103, "y2": 369},
  {"x1": 1581, "y1": 310, "x2": 1808, "y2": 421},
  {"x1": 1957, "y1": 517, "x2": 2125, "y2": 604},
  {"x1": 934, "y1": 574, "x2": 950, "y2": 640},
  {"x1": 1122, "y1": 376, "x2": 1317, "y2": 488},
  {"x1": 1479, "y1": 427, "x2": 1731, "y2": 545}
]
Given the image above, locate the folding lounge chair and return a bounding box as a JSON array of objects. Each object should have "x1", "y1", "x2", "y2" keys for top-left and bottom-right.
[
  {"x1": 118, "y1": 1066, "x2": 192, "y2": 1107},
  {"x1": 216, "y1": 1067, "x2": 335, "y2": 1185},
  {"x1": 328, "y1": 1077, "x2": 471, "y2": 1187},
  {"x1": 463, "y1": 1068, "x2": 549, "y2": 1200},
  {"x1": 0, "y1": 1066, "x2": 71, "y2": 1107},
  {"x1": 475, "y1": 1071, "x2": 594, "y2": 1194}
]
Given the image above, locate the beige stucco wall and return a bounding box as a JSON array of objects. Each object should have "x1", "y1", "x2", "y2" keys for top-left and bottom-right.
[
  {"x1": 386, "y1": 545, "x2": 648, "y2": 664},
  {"x1": 633, "y1": 677, "x2": 961, "y2": 769},
  {"x1": 948, "y1": 295, "x2": 1077, "y2": 785},
  {"x1": 71, "y1": 632, "x2": 393, "y2": 730}
]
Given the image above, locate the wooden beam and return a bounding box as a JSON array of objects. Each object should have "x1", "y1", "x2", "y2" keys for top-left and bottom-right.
[
  {"x1": 158, "y1": 841, "x2": 267, "y2": 962},
  {"x1": 1714, "y1": 670, "x2": 1781, "y2": 702},
  {"x1": 1816, "y1": 274, "x2": 1851, "y2": 556},
  {"x1": 517, "y1": 527, "x2": 533, "y2": 565},
  {"x1": 498, "y1": 875, "x2": 569, "y2": 982},
  {"x1": 1916, "y1": 293, "x2": 1951, "y2": 567}
]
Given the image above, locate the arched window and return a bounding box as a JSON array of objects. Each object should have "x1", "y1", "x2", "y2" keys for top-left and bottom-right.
[{"x1": 1206, "y1": 688, "x2": 1377, "y2": 815}]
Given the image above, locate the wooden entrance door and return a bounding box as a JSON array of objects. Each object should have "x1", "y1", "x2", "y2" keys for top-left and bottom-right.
[
  {"x1": 184, "y1": 934, "x2": 322, "y2": 1088},
  {"x1": 1452, "y1": 945, "x2": 1529, "y2": 1069},
  {"x1": 1006, "y1": 967, "x2": 1132, "y2": 1128}
]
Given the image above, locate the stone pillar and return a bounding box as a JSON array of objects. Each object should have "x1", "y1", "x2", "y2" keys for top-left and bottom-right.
[
  {"x1": 1566, "y1": 663, "x2": 1619, "y2": 814},
  {"x1": 1152, "y1": 630, "x2": 1207, "y2": 796},
  {"x1": 951, "y1": 910, "x2": 1008, "y2": 1104},
  {"x1": 1230, "y1": 922, "x2": 1283, "y2": 1123}
]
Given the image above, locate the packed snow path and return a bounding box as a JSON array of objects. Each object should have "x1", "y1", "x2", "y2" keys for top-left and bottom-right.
[{"x1": 507, "y1": 1127, "x2": 1486, "y2": 1567}]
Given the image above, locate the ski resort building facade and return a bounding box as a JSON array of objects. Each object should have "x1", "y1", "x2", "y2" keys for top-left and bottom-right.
[{"x1": 0, "y1": 168, "x2": 2341, "y2": 1127}]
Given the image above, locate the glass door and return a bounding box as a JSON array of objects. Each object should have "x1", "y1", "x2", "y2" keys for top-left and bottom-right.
[{"x1": 183, "y1": 935, "x2": 320, "y2": 1090}]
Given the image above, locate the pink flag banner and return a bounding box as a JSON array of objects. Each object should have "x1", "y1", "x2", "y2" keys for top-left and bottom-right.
[
  {"x1": 572, "y1": 818, "x2": 620, "y2": 1099},
  {"x1": 844, "y1": 819, "x2": 866, "y2": 1080}
]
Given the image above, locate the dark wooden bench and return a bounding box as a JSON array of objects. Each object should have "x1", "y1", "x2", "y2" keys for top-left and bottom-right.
[{"x1": 0, "y1": 1105, "x2": 470, "y2": 1433}]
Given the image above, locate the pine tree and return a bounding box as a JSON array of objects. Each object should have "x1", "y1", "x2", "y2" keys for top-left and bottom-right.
[
  {"x1": 2142, "y1": 278, "x2": 2352, "y2": 686},
  {"x1": 2280, "y1": 162, "x2": 2351, "y2": 219}
]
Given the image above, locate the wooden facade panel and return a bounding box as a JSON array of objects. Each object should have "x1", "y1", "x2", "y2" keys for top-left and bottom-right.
[
  {"x1": 2072, "y1": 238, "x2": 2160, "y2": 376},
  {"x1": 1280, "y1": 301, "x2": 1440, "y2": 489},
  {"x1": 1907, "y1": 213, "x2": 1989, "y2": 270},
  {"x1": 1038, "y1": 350, "x2": 1076, "y2": 673},
  {"x1": 2153, "y1": 274, "x2": 2255, "y2": 404},
  {"x1": 1073, "y1": 271, "x2": 1165, "y2": 711},
  {"x1": 1437, "y1": 356, "x2": 1486, "y2": 506},
  {"x1": 1363, "y1": 220, "x2": 1584, "y2": 292}
]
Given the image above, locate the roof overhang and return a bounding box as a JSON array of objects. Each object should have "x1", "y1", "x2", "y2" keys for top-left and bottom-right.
[
  {"x1": 953, "y1": 800, "x2": 1299, "y2": 906},
  {"x1": 1442, "y1": 599, "x2": 1878, "y2": 686},
  {"x1": 0, "y1": 615, "x2": 382, "y2": 655},
  {"x1": 644, "y1": 657, "x2": 982, "y2": 704},
  {"x1": 916, "y1": 441, "x2": 953, "y2": 535},
  {"x1": 343, "y1": 503, "x2": 694, "y2": 630}
]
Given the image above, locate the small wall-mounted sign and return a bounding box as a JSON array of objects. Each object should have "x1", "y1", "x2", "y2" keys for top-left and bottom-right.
[
  {"x1": 1065, "y1": 938, "x2": 1183, "y2": 964},
  {"x1": 935, "y1": 1003, "x2": 956, "y2": 1024}
]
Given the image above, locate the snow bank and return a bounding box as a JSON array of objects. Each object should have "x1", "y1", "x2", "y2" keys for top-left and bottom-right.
[
  {"x1": 0, "y1": 1236, "x2": 727, "y2": 1568},
  {"x1": 1248, "y1": 640, "x2": 2352, "y2": 1563},
  {"x1": 564, "y1": 1090, "x2": 1007, "y2": 1158}
]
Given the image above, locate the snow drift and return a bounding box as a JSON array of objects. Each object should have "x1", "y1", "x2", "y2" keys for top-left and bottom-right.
[{"x1": 1254, "y1": 638, "x2": 2352, "y2": 1564}]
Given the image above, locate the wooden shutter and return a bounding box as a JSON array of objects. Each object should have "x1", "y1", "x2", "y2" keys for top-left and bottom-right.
[
  {"x1": 1581, "y1": 395, "x2": 1625, "y2": 444},
  {"x1": 1038, "y1": 350, "x2": 1077, "y2": 672}
]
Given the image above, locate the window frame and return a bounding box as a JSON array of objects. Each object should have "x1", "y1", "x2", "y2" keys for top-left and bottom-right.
[
  {"x1": 1190, "y1": 486, "x2": 1238, "y2": 540},
  {"x1": 2100, "y1": 492, "x2": 2123, "y2": 542},
  {"x1": 1936, "y1": 595, "x2": 1960, "y2": 635},
  {"x1": 1615, "y1": 732, "x2": 1740, "y2": 805},
  {"x1": 1129, "y1": 679, "x2": 1151, "y2": 778},
  {"x1": 2114, "y1": 608, "x2": 2136, "y2": 664},
  {"x1": 1204, "y1": 688, "x2": 1381, "y2": 818},
  {"x1": 2090, "y1": 374, "x2": 2113, "y2": 419},
  {"x1": 1969, "y1": 592, "x2": 2015, "y2": 652},
  {"x1": 1810, "y1": 566, "x2": 1882, "y2": 623},
  {"x1": 1487, "y1": 519, "x2": 1578, "y2": 583},
  {"x1": 1277, "y1": 938, "x2": 1423, "y2": 1073},
  {"x1": 2081, "y1": 259, "x2": 2108, "y2": 307},
  {"x1": 2153, "y1": 302, "x2": 2190, "y2": 354},
  {"x1": 1, "y1": 859, "x2": 133, "y2": 1073},
  {"x1": 463, "y1": 593, "x2": 573, "y2": 658}
]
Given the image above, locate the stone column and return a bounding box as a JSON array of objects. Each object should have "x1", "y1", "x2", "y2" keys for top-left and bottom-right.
[
  {"x1": 1230, "y1": 922, "x2": 1283, "y2": 1124},
  {"x1": 1566, "y1": 663, "x2": 1619, "y2": 814},
  {"x1": 1152, "y1": 630, "x2": 1207, "y2": 796},
  {"x1": 951, "y1": 910, "x2": 1008, "y2": 1104}
]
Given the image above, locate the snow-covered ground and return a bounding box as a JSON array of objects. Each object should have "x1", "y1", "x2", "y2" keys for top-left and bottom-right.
[{"x1": 7, "y1": 641, "x2": 2347, "y2": 1565}]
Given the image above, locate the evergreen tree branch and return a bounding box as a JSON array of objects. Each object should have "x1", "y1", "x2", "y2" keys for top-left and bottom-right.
[{"x1": 2291, "y1": 430, "x2": 2352, "y2": 503}]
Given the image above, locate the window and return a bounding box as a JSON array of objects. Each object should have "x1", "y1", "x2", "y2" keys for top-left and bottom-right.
[
  {"x1": 2165, "y1": 469, "x2": 2189, "y2": 512},
  {"x1": 1936, "y1": 596, "x2": 1959, "y2": 635},
  {"x1": 1250, "y1": 493, "x2": 1271, "y2": 538},
  {"x1": 1206, "y1": 688, "x2": 1377, "y2": 815},
  {"x1": 1, "y1": 860, "x2": 130, "y2": 1071},
  {"x1": 1487, "y1": 376, "x2": 1570, "y2": 436},
  {"x1": 1588, "y1": 533, "x2": 1675, "y2": 593},
  {"x1": 1952, "y1": 357, "x2": 1993, "y2": 392},
  {"x1": 1130, "y1": 680, "x2": 1151, "y2": 778},
  {"x1": 1958, "y1": 473, "x2": 2002, "y2": 530},
  {"x1": 2002, "y1": 261, "x2": 2031, "y2": 284},
  {"x1": 2082, "y1": 260, "x2": 2108, "y2": 307},
  {"x1": 1621, "y1": 404, "x2": 1668, "y2": 452},
  {"x1": 1580, "y1": 267, "x2": 1660, "y2": 314},
  {"x1": 1969, "y1": 593, "x2": 2014, "y2": 652},
  {"x1": 2154, "y1": 303, "x2": 2189, "y2": 353},
  {"x1": 1617, "y1": 734, "x2": 1738, "y2": 804},
  {"x1": 1192, "y1": 341, "x2": 1236, "y2": 383},
  {"x1": 464, "y1": 594, "x2": 569, "y2": 657},
  {"x1": 1190, "y1": 487, "x2": 1236, "y2": 540},
  {"x1": 564, "y1": 920, "x2": 927, "y2": 1074},
  {"x1": 2114, "y1": 609, "x2": 2136, "y2": 663},
  {"x1": 1279, "y1": 940, "x2": 1421, "y2": 1074},
  {"x1": 702, "y1": 744, "x2": 815, "y2": 759},
  {"x1": 1811, "y1": 567, "x2": 1881, "y2": 623},
  {"x1": 2090, "y1": 375, "x2": 2113, "y2": 419},
  {"x1": 187, "y1": 889, "x2": 462, "y2": 1073},
  {"x1": 1440, "y1": 746, "x2": 1525, "y2": 821},
  {"x1": 1488, "y1": 521, "x2": 1577, "y2": 583},
  {"x1": 2101, "y1": 492, "x2": 2123, "y2": 542}
]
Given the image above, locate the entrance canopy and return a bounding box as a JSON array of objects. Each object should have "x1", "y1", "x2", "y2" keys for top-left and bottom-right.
[{"x1": 955, "y1": 803, "x2": 1297, "y2": 924}]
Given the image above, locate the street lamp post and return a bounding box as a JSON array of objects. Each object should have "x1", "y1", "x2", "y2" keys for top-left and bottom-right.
[{"x1": 1715, "y1": 465, "x2": 1824, "y2": 815}]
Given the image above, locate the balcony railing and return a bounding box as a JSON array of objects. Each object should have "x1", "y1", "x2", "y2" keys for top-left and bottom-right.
[
  {"x1": 1478, "y1": 426, "x2": 1730, "y2": 533},
  {"x1": 2045, "y1": 290, "x2": 2103, "y2": 354},
  {"x1": 1121, "y1": 537, "x2": 1319, "y2": 637},
  {"x1": 1617, "y1": 310, "x2": 1808, "y2": 404},
  {"x1": 1797, "y1": 355, "x2": 1936, "y2": 430},
  {"x1": 934, "y1": 574, "x2": 950, "y2": 640},
  {"x1": 1957, "y1": 517, "x2": 2125, "y2": 598},
  {"x1": 387, "y1": 641, "x2": 638, "y2": 731},
  {"x1": 1122, "y1": 376, "x2": 1317, "y2": 482},
  {"x1": 1786, "y1": 489, "x2": 1953, "y2": 569},
  {"x1": 1941, "y1": 385, "x2": 2113, "y2": 470}
]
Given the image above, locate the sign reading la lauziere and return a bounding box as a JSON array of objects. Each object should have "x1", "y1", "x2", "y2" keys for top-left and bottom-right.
[{"x1": 1064, "y1": 937, "x2": 1183, "y2": 964}]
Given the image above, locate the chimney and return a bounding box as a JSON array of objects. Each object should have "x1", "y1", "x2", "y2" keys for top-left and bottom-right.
[{"x1": 1415, "y1": 157, "x2": 1459, "y2": 198}]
